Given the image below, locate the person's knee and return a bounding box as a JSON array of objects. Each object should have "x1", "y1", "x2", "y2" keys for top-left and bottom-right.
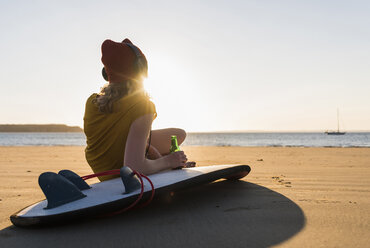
[{"x1": 175, "y1": 128, "x2": 186, "y2": 144}]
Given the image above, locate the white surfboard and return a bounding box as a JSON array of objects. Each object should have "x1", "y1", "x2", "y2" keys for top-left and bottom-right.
[{"x1": 11, "y1": 164, "x2": 250, "y2": 227}]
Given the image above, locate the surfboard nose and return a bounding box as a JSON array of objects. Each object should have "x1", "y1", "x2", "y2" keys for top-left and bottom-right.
[{"x1": 39, "y1": 172, "x2": 87, "y2": 209}]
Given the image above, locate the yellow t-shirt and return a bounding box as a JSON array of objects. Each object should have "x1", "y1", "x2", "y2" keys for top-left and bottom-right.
[{"x1": 83, "y1": 92, "x2": 156, "y2": 181}]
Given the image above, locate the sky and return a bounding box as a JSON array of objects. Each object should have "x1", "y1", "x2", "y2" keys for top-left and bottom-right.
[{"x1": 0, "y1": 0, "x2": 369, "y2": 132}]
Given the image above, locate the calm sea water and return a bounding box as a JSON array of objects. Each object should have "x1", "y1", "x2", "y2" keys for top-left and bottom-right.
[{"x1": 0, "y1": 132, "x2": 369, "y2": 147}]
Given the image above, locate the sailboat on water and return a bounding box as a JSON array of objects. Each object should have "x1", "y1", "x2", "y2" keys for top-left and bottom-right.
[{"x1": 325, "y1": 109, "x2": 346, "y2": 135}]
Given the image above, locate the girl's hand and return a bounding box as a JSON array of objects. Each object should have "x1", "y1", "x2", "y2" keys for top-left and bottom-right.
[{"x1": 167, "y1": 151, "x2": 188, "y2": 169}]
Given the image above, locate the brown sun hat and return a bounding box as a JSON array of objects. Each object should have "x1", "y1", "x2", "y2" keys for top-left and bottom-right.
[{"x1": 101, "y1": 38, "x2": 147, "y2": 83}]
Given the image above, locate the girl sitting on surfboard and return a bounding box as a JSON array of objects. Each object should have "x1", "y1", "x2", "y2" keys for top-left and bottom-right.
[{"x1": 83, "y1": 38, "x2": 195, "y2": 181}]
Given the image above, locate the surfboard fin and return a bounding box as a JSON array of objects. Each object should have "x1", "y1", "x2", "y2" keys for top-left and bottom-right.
[
  {"x1": 120, "y1": 167, "x2": 141, "y2": 194},
  {"x1": 58, "y1": 170, "x2": 91, "y2": 190},
  {"x1": 39, "y1": 172, "x2": 87, "y2": 209}
]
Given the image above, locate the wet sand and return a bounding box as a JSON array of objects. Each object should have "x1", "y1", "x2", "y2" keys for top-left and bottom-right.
[{"x1": 0, "y1": 146, "x2": 369, "y2": 247}]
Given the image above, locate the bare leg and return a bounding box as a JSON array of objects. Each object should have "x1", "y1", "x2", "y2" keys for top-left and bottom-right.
[
  {"x1": 148, "y1": 128, "x2": 196, "y2": 168},
  {"x1": 149, "y1": 128, "x2": 186, "y2": 155}
]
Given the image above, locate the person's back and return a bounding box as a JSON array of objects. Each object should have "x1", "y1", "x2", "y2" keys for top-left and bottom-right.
[{"x1": 84, "y1": 91, "x2": 156, "y2": 181}]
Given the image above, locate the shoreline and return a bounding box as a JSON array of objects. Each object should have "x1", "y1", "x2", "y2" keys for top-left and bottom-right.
[
  {"x1": 1, "y1": 132, "x2": 369, "y2": 148},
  {"x1": 0, "y1": 146, "x2": 369, "y2": 247}
]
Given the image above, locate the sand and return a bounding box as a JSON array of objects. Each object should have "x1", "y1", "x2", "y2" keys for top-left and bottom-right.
[{"x1": 0, "y1": 146, "x2": 369, "y2": 248}]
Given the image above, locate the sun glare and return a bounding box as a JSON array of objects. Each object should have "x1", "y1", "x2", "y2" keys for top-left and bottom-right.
[{"x1": 143, "y1": 53, "x2": 201, "y2": 131}]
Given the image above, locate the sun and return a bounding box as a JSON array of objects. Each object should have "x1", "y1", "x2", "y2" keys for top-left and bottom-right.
[{"x1": 143, "y1": 53, "x2": 200, "y2": 131}]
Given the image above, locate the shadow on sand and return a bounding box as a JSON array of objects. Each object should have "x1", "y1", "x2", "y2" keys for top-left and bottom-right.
[{"x1": 0, "y1": 180, "x2": 305, "y2": 248}]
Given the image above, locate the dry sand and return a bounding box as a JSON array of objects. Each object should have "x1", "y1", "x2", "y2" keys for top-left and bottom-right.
[{"x1": 0, "y1": 146, "x2": 369, "y2": 248}]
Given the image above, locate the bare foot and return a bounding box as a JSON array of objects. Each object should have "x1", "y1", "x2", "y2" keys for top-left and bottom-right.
[
  {"x1": 184, "y1": 161, "x2": 196, "y2": 168},
  {"x1": 172, "y1": 161, "x2": 196, "y2": 170}
]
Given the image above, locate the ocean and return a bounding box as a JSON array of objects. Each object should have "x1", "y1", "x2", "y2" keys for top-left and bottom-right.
[{"x1": 0, "y1": 132, "x2": 369, "y2": 147}]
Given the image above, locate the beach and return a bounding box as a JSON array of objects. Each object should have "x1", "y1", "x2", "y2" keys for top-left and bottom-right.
[{"x1": 0, "y1": 146, "x2": 369, "y2": 247}]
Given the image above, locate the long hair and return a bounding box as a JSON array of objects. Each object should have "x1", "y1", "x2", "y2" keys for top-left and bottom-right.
[{"x1": 93, "y1": 80, "x2": 144, "y2": 113}]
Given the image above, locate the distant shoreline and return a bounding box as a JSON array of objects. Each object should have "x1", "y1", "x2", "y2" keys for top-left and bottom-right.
[{"x1": 0, "y1": 124, "x2": 83, "y2": 132}]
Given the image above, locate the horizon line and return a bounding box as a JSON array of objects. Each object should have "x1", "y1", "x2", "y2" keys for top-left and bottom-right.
[{"x1": 187, "y1": 130, "x2": 370, "y2": 133}]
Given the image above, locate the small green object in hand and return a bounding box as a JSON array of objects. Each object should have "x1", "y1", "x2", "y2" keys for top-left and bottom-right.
[{"x1": 169, "y1": 135, "x2": 180, "y2": 153}]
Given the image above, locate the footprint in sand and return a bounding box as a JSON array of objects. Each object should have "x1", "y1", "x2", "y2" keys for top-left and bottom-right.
[
  {"x1": 299, "y1": 199, "x2": 341, "y2": 204},
  {"x1": 272, "y1": 176, "x2": 292, "y2": 187}
]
